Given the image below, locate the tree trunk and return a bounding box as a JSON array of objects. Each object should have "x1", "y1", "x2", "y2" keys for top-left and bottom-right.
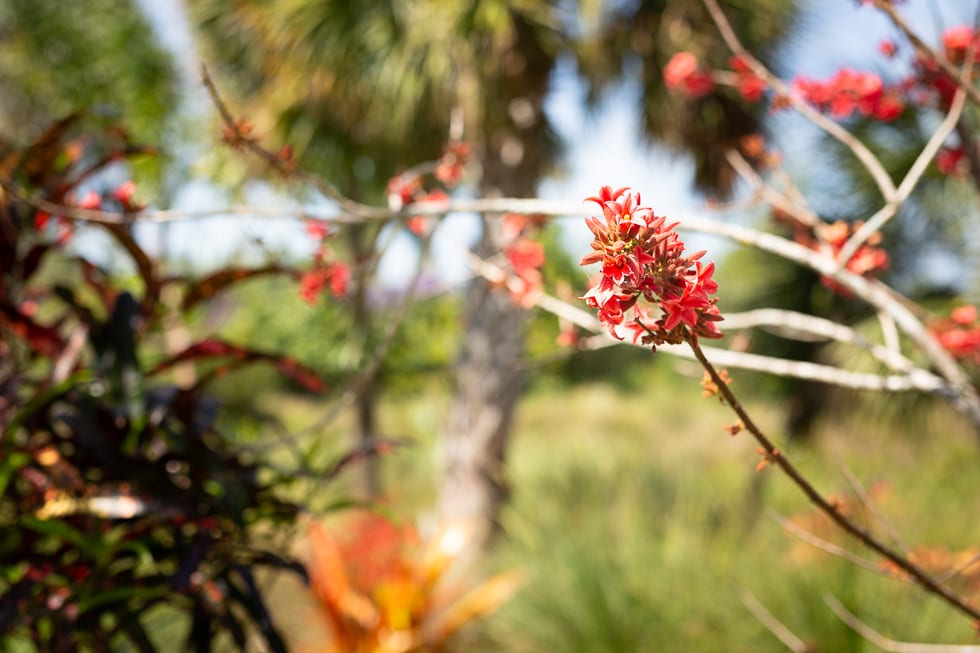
[
  {"x1": 438, "y1": 222, "x2": 527, "y2": 544},
  {"x1": 437, "y1": 141, "x2": 537, "y2": 547},
  {"x1": 348, "y1": 223, "x2": 381, "y2": 500}
]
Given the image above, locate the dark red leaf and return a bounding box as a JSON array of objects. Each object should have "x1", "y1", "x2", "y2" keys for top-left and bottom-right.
[
  {"x1": 152, "y1": 338, "x2": 325, "y2": 392},
  {"x1": 0, "y1": 304, "x2": 63, "y2": 356},
  {"x1": 181, "y1": 265, "x2": 294, "y2": 311}
]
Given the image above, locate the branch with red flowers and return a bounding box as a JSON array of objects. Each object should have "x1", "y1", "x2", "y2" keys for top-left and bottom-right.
[
  {"x1": 577, "y1": 184, "x2": 980, "y2": 622},
  {"x1": 7, "y1": 174, "x2": 978, "y2": 424},
  {"x1": 467, "y1": 251, "x2": 952, "y2": 395}
]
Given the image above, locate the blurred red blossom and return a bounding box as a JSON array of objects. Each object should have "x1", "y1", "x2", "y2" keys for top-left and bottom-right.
[
  {"x1": 932, "y1": 305, "x2": 980, "y2": 365},
  {"x1": 664, "y1": 51, "x2": 715, "y2": 98}
]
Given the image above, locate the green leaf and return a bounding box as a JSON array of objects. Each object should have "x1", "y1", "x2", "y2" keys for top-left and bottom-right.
[{"x1": 0, "y1": 451, "x2": 30, "y2": 497}]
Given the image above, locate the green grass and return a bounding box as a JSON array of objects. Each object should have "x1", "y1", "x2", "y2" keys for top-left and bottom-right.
[{"x1": 218, "y1": 361, "x2": 979, "y2": 652}]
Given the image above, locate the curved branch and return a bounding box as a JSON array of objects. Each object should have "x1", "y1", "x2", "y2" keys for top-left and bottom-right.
[
  {"x1": 837, "y1": 74, "x2": 970, "y2": 266},
  {"x1": 823, "y1": 593, "x2": 980, "y2": 653},
  {"x1": 701, "y1": 0, "x2": 898, "y2": 202}
]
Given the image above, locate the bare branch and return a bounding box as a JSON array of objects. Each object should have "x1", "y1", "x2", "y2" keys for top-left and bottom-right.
[
  {"x1": 467, "y1": 254, "x2": 952, "y2": 395},
  {"x1": 871, "y1": 0, "x2": 980, "y2": 107},
  {"x1": 720, "y1": 308, "x2": 921, "y2": 373},
  {"x1": 739, "y1": 589, "x2": 814, "y2": 653},
  {"x1": 690, "y1": 337, "x2": 980, "y2": 622},
  {"x1": 769, "y1": 510, "x2": 895, "y2": 578},
  {"x1": 702, "y1": 0, "x2": 898, "y2": 202},
  {"x1": 823, "y1": 593, "x2": 980, "y2": 653},
  {"x1": 837, "y1": 79, "x2": 969, "y2": 266},
  {"x1": 832, "y1": 451, "x2": 909, "y2": 555},
  {"x1": 724, "y1": 149, "x2": 820, "y2": 228}
]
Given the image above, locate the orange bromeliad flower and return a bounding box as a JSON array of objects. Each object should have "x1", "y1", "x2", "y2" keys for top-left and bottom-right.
[{"x1": 305, "y1": 512, "x2": 521, "y2": 653}]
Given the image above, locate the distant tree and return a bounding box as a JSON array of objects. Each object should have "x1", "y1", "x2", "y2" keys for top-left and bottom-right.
[{"x1": 0, "y1": 0, "x2": 177, "y2": 165}]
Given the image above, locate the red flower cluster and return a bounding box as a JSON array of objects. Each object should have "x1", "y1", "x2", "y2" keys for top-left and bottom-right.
[
  {"x1": 504, "y1": 237, "x2": 545, "y2": 308},
  {"x1": 663, "y1": 51, "x2": 715, "y2": 98},
  {"x1": 932, "y1": 305, "x2": 980, "y2": 365},
  {"x1": 299, "y1": 262, "x2": 349, "y2": 304},
  {"x1": 937, "y1": 147, "x2": 968, "y2": 177},
  {"x1": 793, "y1": 69, "x2": 904, "y2": 121},
  {"x1": 942, "y1": 25, "x2": 980, "y2": 64},
  {"x1": 580, "y1": 186, "x2": 723, "y2": 348},
  {"x1": 783, "y1": 218, "x2": 889, "y2": 296},
  {"x1": 299, "y1": 221, "x2": 350, "y2": 304},
  {"x1": 434, "y1": 142, "x2": 471, "y2": 187},
  {"x1": 729, "y1": 56, "x2": 766, "y2": 102}
]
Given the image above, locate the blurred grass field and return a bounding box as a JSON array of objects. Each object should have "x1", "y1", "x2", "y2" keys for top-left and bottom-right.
[{"x1": 234, "y1": 358, "x2": 978, "y2": 652}]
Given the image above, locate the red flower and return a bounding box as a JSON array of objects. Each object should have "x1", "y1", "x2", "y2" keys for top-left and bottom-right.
[
  {"x1": 879, "y1": 40, "x2": 898, "y2": 58},
  {"x1": 580, "y1": 185, "x2": 722, "y2": 347},
  {"x1": 506, "y1": 239, "x2": 545, "y2": 273},
  {"x1": 932, "y1": 305, "x2": 980, "y2": 364},
  {"x1": 298, "y1": 262, "x2": 349, "y2": 304},
  {"x1": 951, "y1": 305, "x2": 977, "y2": 325},
  {"x1": 406, "y1": 215, "x2": 428, "y2": 236},
  {"x1": 937, "y1": 147, "x2": 967, "y2": 176},
  {"x1": 305, "y1": 220, "x2": 330, "y2": 241},
  {"x1": 664, "y1": 52, "x2": 714, "y2": 98},
  {"x1": 664, "y1": 52, "x2": 699, "y2": 88},
  {"x1": 111, "y1": 181, "x2": 141, "y2": 210},
  {"x1": 942, "y1": 26, "x2": 976, "y2": 63},
  {"x1": 76, "y1": 190, "x2": 101, "y2": 210},
  {"x1": 435, "y1": 142, "x2": 471, "y2": 187},
  {"x1": 737, "y1": 74, "x2": 767, "y2": 102},
  {"x1": 386, "y1": 174, "x2": 421, "y2": 210}
]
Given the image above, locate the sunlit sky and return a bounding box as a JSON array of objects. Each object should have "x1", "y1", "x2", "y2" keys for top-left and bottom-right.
[{"x1": 100, "y1": 1, "x2": 979, "y2": 291}]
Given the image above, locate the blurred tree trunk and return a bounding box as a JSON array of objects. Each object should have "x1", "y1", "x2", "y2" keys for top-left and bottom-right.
[
  {"x1": 348, "y1": 222, "x2": 381, "y2": 500},
  {"x1": 437, "y1": 145, "x2": 536, "y2": 546}
]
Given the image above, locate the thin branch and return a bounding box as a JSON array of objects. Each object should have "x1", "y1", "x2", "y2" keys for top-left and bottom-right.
[
  {"x1": 769, "y1": 510, "x2": 895, "y2": 578},
  {"x1": 467, "y1": 254, "x2": 952, "y2": 395},
  {"x1": 871, "y1": 0, "x2": 980, "y2": 107},
  {"x1": 937, "y1": 552, "x2": 980, "y2": 584},
  {"x1": 823, "y1": 593, "x2": 980, "y2": 653},
  {"x1": 724, "y1": 149, "x2": 820, "y2": 228},
  {"x1": 832, "y1": 450, "x2": 909, "y2": 554},
  {"x1": 720, "y1": 308, "x2": 921, "y2": 373},
  {"x1": 836, "y1": 78, "x2": 969, "y2": 267},
  {"x1": 702, "y1": 0, "x2": 898, "y2": 202},
  {"x1": 739, "y1": 589, "x2": 813, "y2": 653},
  {"x1": 675, "y1": 214, "x2": 980, "y2": 428},
  {"x1": 688, "y1": 335, "x2": 980, "y2": 622}
]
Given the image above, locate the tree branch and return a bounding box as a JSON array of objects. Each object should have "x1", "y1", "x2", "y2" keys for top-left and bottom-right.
[
  {"x1": 688, "y1": 335, "x2": 980, "y2": 622},
  {"x1": 823, "y1": 593, "x2": 980, "y2": 653},
  {"x1": 701, "y1": 0, "x2": 898, "y2": 202}
]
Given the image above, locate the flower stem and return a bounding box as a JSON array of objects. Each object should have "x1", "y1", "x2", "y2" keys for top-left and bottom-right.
[{"x1": 685, "y1": 333, "x2": 980, "y2": 622}]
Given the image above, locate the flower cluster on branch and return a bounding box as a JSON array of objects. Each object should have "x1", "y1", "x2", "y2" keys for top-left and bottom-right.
[{"x1": 580, "y1": 186, "x2": 723, "y2": 349}]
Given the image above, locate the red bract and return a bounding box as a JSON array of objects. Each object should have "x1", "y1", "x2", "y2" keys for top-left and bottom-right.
[
  {"x1": 789, "y1": 219, "x2": 890, "y2": 296},
  {"x1": 729, "y1": 55, "x2": 766, "y2": 102},
  {"x1": 504, "y1": 239, "x2": 545, "y2": 307},
  {"x1": 580, "y1": 185, "x2": 723, "y2": 348}
]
